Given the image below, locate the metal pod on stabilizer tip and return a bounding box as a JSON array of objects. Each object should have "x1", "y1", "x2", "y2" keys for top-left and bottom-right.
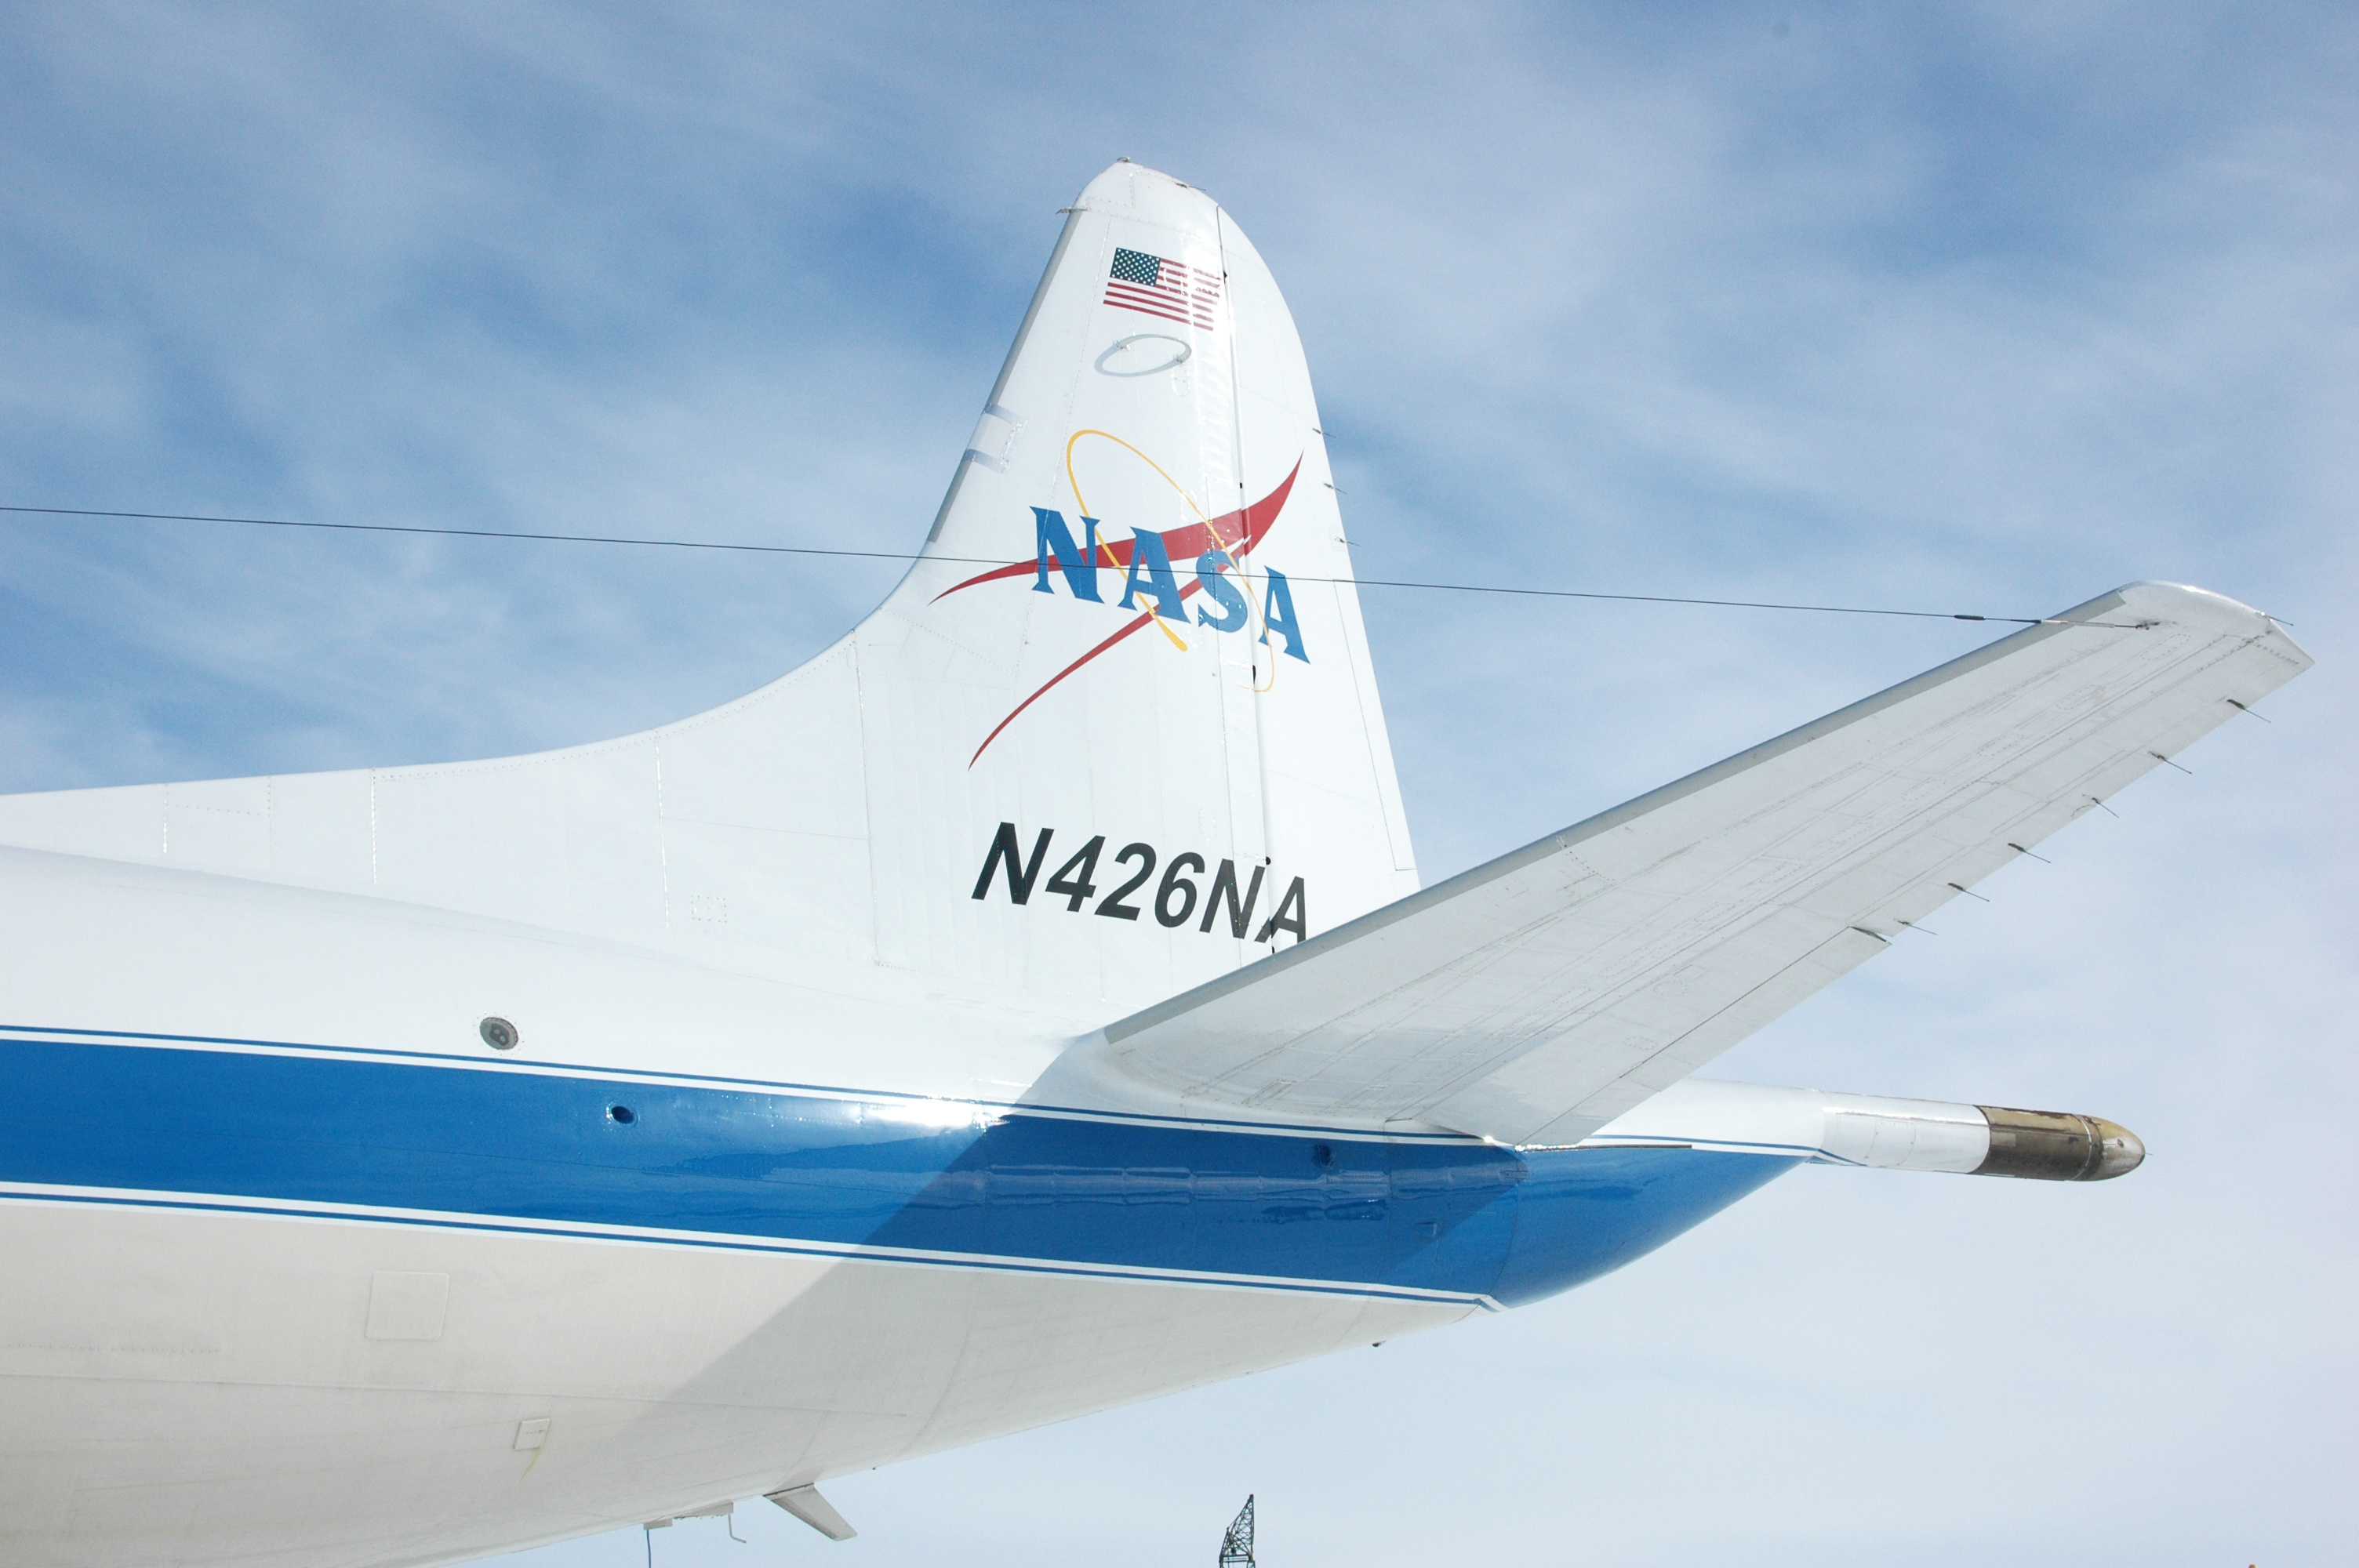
[{"x1": 1972, "y1": 1105, "x2": 2146, "y2": 1181}]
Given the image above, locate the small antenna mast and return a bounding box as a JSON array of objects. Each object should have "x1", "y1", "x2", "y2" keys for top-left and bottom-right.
[{"x1": 1218, "y1": 1495, "x2": 1255, "y2": 1566}]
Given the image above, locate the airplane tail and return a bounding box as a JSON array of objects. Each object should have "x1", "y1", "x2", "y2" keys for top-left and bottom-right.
[
  {"x1": 0, "y1": 162, "x2": 1419, "y2": 1022},
  {"x1": 867, "y1": 159, "x2": 1419, "y2": 1004}
]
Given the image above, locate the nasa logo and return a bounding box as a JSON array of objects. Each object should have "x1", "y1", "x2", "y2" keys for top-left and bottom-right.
[
  {"x1": 933, "y1": 458, "x2": 1307, "y2": 764},
  {"x1": 1024, "y1": 507, "x2": 1308, "y2": 664}
]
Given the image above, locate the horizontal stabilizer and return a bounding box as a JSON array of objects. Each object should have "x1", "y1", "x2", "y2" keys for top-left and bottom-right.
[{"x1": 1038, "y1": 582, "x2": 2310, "y2": 1145}]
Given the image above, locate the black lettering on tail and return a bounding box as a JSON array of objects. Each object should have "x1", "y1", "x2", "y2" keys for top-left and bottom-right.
[
  {"x1": 1255, "y1": 876, "x2": 1307, "y2": 944},
  {"x1": 972, "y1": 822, "x2": 1055, "y2": 904},
  {"x1": 1199, "y1": 859, "x2": 1267, "y2": 937}
]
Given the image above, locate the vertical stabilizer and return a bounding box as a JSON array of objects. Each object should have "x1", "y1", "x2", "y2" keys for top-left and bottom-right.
[{"x1": 856, "y1": 160, "x2": 1418, "y2": 1008}]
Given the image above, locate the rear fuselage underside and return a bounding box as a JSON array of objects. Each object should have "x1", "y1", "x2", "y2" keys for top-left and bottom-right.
[{"x1": 0, "y1": 1028, "x2": 1787, "y2": 1566}]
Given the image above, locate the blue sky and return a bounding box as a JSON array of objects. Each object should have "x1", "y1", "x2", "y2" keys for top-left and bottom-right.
[{"x1": 2, "y1": 3, "x2": 2352, "y2": 1563}]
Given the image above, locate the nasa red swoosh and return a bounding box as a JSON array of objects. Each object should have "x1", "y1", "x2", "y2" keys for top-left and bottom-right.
[
  {"x1": 954, "y1": 461, "x2": 1300, "y2": 766},
  {"x1": 934, "y1": 460, "x2": 1300, "y2": 602}
]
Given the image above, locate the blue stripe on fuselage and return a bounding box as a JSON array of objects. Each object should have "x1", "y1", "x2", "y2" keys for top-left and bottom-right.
[{"x1": 0, "y1": 1033, "x2": 1794, "y2": 1306}]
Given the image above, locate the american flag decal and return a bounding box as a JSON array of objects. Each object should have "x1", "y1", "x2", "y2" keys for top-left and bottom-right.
[{"x1": 1104, "y1": 246, "x2": 1221, "y2": 329}]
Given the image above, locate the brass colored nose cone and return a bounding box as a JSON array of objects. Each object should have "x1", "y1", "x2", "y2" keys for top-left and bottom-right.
[
  {"x1": 2087, "y1": 1117, "x2": 2146, "y2": 1180},
  {"x1": 1973, "y1": 1105, "x2": 2149, "y2": 1181}
]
